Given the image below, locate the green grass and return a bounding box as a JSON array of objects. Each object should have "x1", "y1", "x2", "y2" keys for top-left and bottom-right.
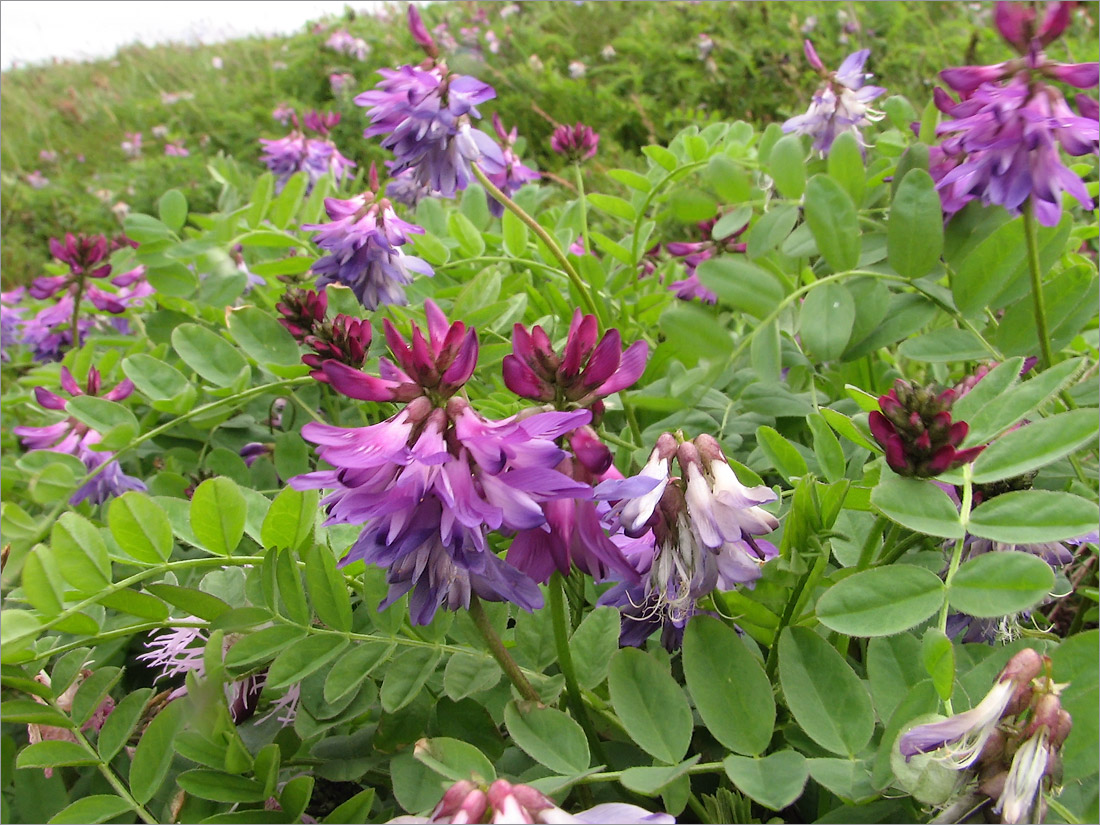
[{"x1": 2, "y1": 0, "x2": 1097, "y2": 285}]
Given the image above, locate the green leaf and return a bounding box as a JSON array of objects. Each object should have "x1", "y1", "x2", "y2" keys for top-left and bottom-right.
[
  {"x1": 696, "y1": 257, "x2": 785, "y2": 319},
  {"x1": 48, "y1": 795, "x2": 134, "y2": 825},
  {"x1": 269, "y1": 171, "x2": 308, "y2": 229},
  {"x1": 898, "y1": 328, "x2": 989, "y2": 362},
  {"x1": 971, "y1": 410, "x2": 1097, "y2": 484},
  {"x1": 724, "y1": 750, "x2": 809, "y2": 811},
  {"x1": 947, "y1": 552, "x2": 1056, "y2": 618},
  {"x1": 751, "y1": 318, "x2": 782, "y2": 382},
  {"x1": 261, "y1": 487, "x2": 317, "y2": 551},
  {"x1": 951, "y1": 217, "x2": 1025, "y2": 315},
  {"x1": 609, "y1": 168, "x2": 653, "y2": 192},
  {"x1": 380, "y1": 648, "x2": 443, "y2": 713},
  {"x1": 769, "y1": 135, "x2": 807, "y2": 199},
  {"x1": 607, "y1": 647, "x2": 693, "y2": 764},
  {"x1": 800, "y1": 282, "x2": 856, "y2": 361},
  {"x1": 171, "y1": 324, "x2": 249, "y2": 388},
  {"x1": 1050, "y1": 630, "x2": 1099, "y2": 783},
  {"x1": 71, "y1": 666, "x2": 122, "y2": 727},
  {"x1": 587, "y1": 193, "x2": 635, "y2": 220},
  {"x1": 412, "y1": 737, "x2": 495, "y2": 784},
  {"x1": 17, "y1": 740, "x2": 97, "y2": 768},
  {"x1": 225, "y1": 624, "x2": 308, "y2": 674},
  {"x1": 711, "y1": 206, "x2": 752, "y2": 240},
  {"x1": 122, "y1": 354, "x2": 194, "y2": 411},
  {"x1": 96, "y1": 687, "x2": 152, "y2": 762},
  {"x1": 501, "y1": 210, "x2": 529, "y2": 258},
  {"x1": 867, "y1": 634, "x2": 927, "y2": 724},
  {"x1": 108, "y1": 493, "x2": 172, "y2": 563},
  {"x1": 176, "y1": 769, "x2": 267, "y2": 803},
  {"x1": 828, "y1": 131, "x2": 866, "y2": 206},
  {"x1": 190, "y1": 477, "x2": 246, "y2": 555},
  {"x1": 158, "y1": 189, "x2": 188, "y2": 232},
  {"x1": 279, "y1": 775, "x2": 314, "y2": 823},
  {"x1": 226, "y1": 307, "x2": 304, "y2": 371},
  {"x1": 448, "y1": 212, "x2": 485, "y2": 257},
  {"x1": 871, "y1": 474, "x2": 965, "y2": 539},
  {"x1": 643, "y1": 144, "x2": 678, "y2": 171},
  {"x1": 683, "y1": 616, "x2": 774, "y2": 756},
  {"x1": 21, "y1": 549, "x2": 65, "y2": 616},
  {"x1": 967, "y1": 490, "x2": 1098, "y2": 544},
  {"x1": 273, "y1": 547, "x2": 310, "y2": 624},
  {"x1": 66, "y1": 396, "x2": 138, "y2": 447},
  {"x1": 443, "y1": 653, "x2": 501, "y2": 701},
  {"x1": 820, "y1": 408, "x2": 878, "y2": 452},
  {"x1": 100, "y1": 588, "x2": 169, "y2": 621},
  {"x1": 1, "y1": 610, "x2": 43, "y2": 661},
  {"x1": 301, "y1": 542, "x2": 352, "y2": 632},
  {"x1": 804, "y1": 175, "x2": 860, "y2": 272},
  {"x1": 756, "y1": 425, "x2": 807, "y2": 483},
  {"x1": 266, "y1": 635, "x2": 349, "y2": 691},
  {"x1": 806, "y1": 758, "x2": 876, "y2": 803},
  {"x1": 951, "y1": 358, "x2": 1025, "y2": 422},
  {"x1": 887, "y1": 170, "x2": 943, "y2": 279},
  {"x1": 778, "y1": 627, "x2": 874, "y2": 756},
  {"x1": 51, "y1": 512, "x2": 111, "y2": 592},
  {"x1": 747, "y1": 204, "x2": 799, "y2": 259},
  {"x1": 504, "y1": 702, "x2": 590, "y2": 775},
  {"x1": 145, "y1": 584, "x2": 231, "y2": 621},
  {"x1": 0, "y1": 700, "x2": 74, "y2": 727},
  {"x1": 247, "y1": 174, "x2": 275, "y2": 228},
  {"x1": 964, "y1": 359, "x2": 1082, "y2": 445},
  {"x1": 124, "y1": 213, "x2": 173, "y2": 244},
  {"x1": 323, "y1": 788, "x2": 376, "y2": 824},
  {"x1": 808, "y1": 413, "x2": 846, "y2": 482},
  {"x1": 324, "y1": 642, "x2": 393, "y2": 704},
  {"x1": 921, "y1": 629, "x2": 955, "y2": 702},
  {"x1": 620, "y1": 756, "x2": 701, "y2": 795},
  {"x1": 816, "y1": 565, "x2": 945, "y2": 637},
  {"x1": 568, "y1": 606, "x2": 620, "y2": 690}
]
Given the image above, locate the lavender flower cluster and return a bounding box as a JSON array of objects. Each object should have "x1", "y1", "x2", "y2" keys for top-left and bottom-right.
[{"x1": 259, "y1": 109, "x2": 356, "y2": 194}]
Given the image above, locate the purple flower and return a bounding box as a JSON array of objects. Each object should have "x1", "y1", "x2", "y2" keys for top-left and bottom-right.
[
  {"x1": 164, "y1": 140, "x2": 189, "y2": 157},
  {"x1": 272, "y1": 103, "x2": 295, "y2": 124},
  {"x1": 594, "y1": 433, "x2": 779, "y2": 649},
  {"x1": 1, "y1": 288, "x2": 25, "y2": 362},
  {"x1": 292, "y1": 395, "x2": 592, "y2": 624},
  {"x1": 484, "y1": 113, "x2": 540, "y2": 217},
  {"x1": 20, "y1": 295, "x2": 92, "y2": 362},
  {"x1": 330, "y1": 72, "x2": 355, "y2": 94},
  {"x1": 25, "y1": 170, "x2": 49, "y2": 189},
  {"x1": 550, "y1": 122, "x2": 599, "y2": 162},
  {"x1": 503, "y1": 310, "x2": 649, "y2": 407},
  {"x1": 782, "y1": 41, "x2": 886, "y2": 154},
  {"x1": 13, "y1": 367, "x2": 146, "y2": 505},
  {"x1": 304, "y1": 189, "x2": 433, "y2": 310},
  {"x1": 325, "y1": 29, "x2": 369, "y2": 61},
  {"x1": 994, "y1": 1, "x2": 1074, "y2": 54},
  {"x1": 121, "y1": 132, "x2": 142, "y2": 158},
  {"x1": 259, "y1": 127, "x2": 355, "y2": 194},
  {"x1": 355, "y1": 61, "x2": 504, "y2": 198},
  {"x1": 385, "y1": 167, "x2": 436, "y2": 207}
]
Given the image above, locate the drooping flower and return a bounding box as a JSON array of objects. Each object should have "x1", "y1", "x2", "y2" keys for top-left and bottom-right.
[
  {"x1": 869, "y1": 379, "x2": 985, "y2": 477},
  {"x1": 304, "y1": 182, "x2": 434, "y2": 310},
  {"x1": 389, "y1": 776, "x2": 675, "y2": 824},
  {"x1": 665, "y1": 210, "x2": 750, "y2": 303},
  {"x1": 13, "y1": 367, "x2": 146, "y2": 505},
  {"x1": 503, "y1": 310, "x2": 649, "y2": 408},
  {"x1": 782, "y1": 40, "x2": 886, "y2": 154},
  {"x1": 484, "y1": 113, "x2": 540, "y2": 217},
  {"x1": 550, "y1": 122, "x2": 600, "y2": 162},
  {"x1": 595, "y1": 433, "x2": 779, "y2": 649}
]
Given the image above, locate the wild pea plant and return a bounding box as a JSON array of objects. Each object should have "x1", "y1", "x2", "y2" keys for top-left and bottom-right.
[{"x1": 1, "y1": 3, "x2": 1097, "y2": 824}]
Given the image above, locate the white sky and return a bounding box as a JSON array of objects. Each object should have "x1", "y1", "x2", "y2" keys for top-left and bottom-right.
[{"x1": 0, "y1": 1, "x2": 381, "y2": 70}]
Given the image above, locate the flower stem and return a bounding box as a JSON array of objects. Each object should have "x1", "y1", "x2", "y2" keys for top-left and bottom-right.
[
  {"x1": 69, "y1": 276, "x2": 85, "y2": 353},
  {"x1": 937, "y1": 463, "x2": 974, "y2": 673},
  {"x1": 549, "y1": 572, "x2": 608, "y2": 764},
  {"x1": 572, "y1": 162, "x2": 591, "y2": 268},
  {"x1": 472, "y1": 164, "x2": 602, "y2": 325},
  {"x1": 468, "y1": 594, "x2": 541, "y2": 703},
  {"x1": 1023, "y1": 202, "x2": 1055, "y2": 371}
]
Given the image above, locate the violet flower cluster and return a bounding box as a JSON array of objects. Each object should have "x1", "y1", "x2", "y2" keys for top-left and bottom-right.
[
  {"x1": 594, "y1": 432, "x2": 780, "y2": 650},
  {"x1": 931, "y1": 2, "x2": 1098, "y2": 224},
  {"x1": 303, "y1": 171, "x2": 434, "y2": 310},
  {"x1": 550, "y1": 122, "x2": 600, "y2": 163},
  {"x1": 663, "y1": 210, "x2": 750, "y2": 304},
  {"x1": 782, "y1": 40, "x2": 886, "y2": 155},
  {"x1": 354, "y1": 7, "x2": 505, "y2": 199},
  {"x1": 898, "y1": 649, "x2": 1072, "y2": 825},
  {"x1": 292, "y1": 301, "x2": 597, "y2": 624},
  {"x1": 259, "y1": 109, "x2": 356, "y2": 194},
  {"x1": 484, "y1": 113, "x2": 540, "y2": 217},
  {"x1": 14, "y1": 367, "x2": 146, "y2": 506}
]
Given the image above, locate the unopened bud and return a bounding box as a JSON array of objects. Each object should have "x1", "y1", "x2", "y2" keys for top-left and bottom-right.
[{"x1": 979, "y1": 769, "x2": 1009, "y2": 800}]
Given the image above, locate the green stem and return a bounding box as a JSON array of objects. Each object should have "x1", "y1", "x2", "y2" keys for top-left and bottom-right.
[
  {"x1": 856, "y1": 516, "x2": 888, "y2": 571},
  {"x1": 598, "y1": 428, "x2": 642, "y2": 452},
  {"x1": 874, "y1": 532, "x2": 927, "y2": 567},
  {"x1": 46, "y1": 696, "x2": 157, "y2": 824},
  {"x1": 764, "y1": 564, "x2": 815, "y2": 681},
  {"x1": 687, "y1": 792, "x2": 712, "y2": 824},
  {"x1": 438, "y1": 255, "x2": 568, "y2": 279},
  {"x1": 573, "y1": 162, "x2": 591, "y2": 269},
  {"x1": 550, "y1": 572, "x2": 607, "y2": 764},
  {"x1": 621, "y1": 396, "x2": 645, "y2": 454},
  {"x1": 630, "y1": 161, "x2": 709, "y2": 264},
  {"x1": 472, "y1": 164, "x2": 602, "y2": 324},
  {"x1": 69, "y1": 275, "x2": 85, "y2": 354},
  {"x1": 468, "y1": 594, "x2": 541, "y2": 703},
  {"x1": 575, "y1": 760, "x2": 726, "y2": 785},
  {"x1": 1023, "y1": 202, "x2": 1055, "y2": 371},
  {"x1": 938, "y1": 463, "x2": 974, "y2": 636}
]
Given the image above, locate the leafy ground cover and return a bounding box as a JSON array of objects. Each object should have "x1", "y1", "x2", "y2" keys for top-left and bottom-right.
[{"x1": 1, "y1": 2, "x2": 1098, "y2": 824}]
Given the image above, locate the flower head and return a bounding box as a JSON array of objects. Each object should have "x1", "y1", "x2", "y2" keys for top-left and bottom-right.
[
  {"x1": 484, "y1": 113, "x2": 540, "y2": 217},
  {"x1": 304, "y1": 188, "x2": 433, "y2": 310},
  {"x1": 550, "y1": 122, "x2": 600, "y2": 162},
  {"x1": 869, "y1": 379, "x2": 985, "y2": 477},
  {"x1": 164, "y1": 140, "x2": 189, "y2": 157},
  {"x1": 782, "y1": 41, "x2": 886, "y2": 154},
  {"x1": 121, "y1": 132, "x2": 142, "y2": 158},
  {"x1": 504, "y1": 310, "x2": 649, "y2": 407}
]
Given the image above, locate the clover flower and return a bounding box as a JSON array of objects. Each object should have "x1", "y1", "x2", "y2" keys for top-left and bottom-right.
[
  {"x1": 390, "y1": 777, "x2": 675, "y2": 824},
  {"x1": 503, "y1": 310, "x2": 649, "y2": 408},
  {"x1": 931, "y1": 2, "x2": 1098, "y2": 225},
  {"x1": 304, "y1": 177, "x2": 433, "y2": 311},
  {"x1": 550, "y1": 122, "x2": 600, "y2": 162},
  {"x1": 13, "y1": 367, "x2": 146, "y2": 505},
  {"x1": 484, "y1": 113, "x2": 540, "y2": 217},
  {"x1": 869, "y1": 379, "x2": 985, "y2": 478},
  {"x1": 782, "y1": 40, "x2": 886, "y2": 154},
  {"x1": 595, "y1": 433, "x2": 779, "y2": 649}
]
